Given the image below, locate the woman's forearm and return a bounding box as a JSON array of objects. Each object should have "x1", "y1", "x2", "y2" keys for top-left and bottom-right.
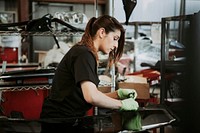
[{"x1": 81, "y1": 81, "x2": 122, "y2": 109}]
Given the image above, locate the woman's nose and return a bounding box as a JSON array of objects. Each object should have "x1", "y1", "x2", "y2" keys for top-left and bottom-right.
[{"x1": 114, "y1": 42, "x2": 118, "y2": 48}]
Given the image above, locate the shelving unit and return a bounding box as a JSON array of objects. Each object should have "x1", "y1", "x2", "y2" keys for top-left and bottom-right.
[
  {"x1": 159, "y1": 12, "x2": 200, "y2": 132},
  {"x1": 0, "y1": 31, "x2": 83, "y2": 36},
  {"x1": 0, "y1": 19, "x2": 84, "y2": 120},
  {"x1": 159, "y1": 14, "x2": 195, "y2": 133},
  {"x1": 160, "y1": 14, "x2": 193, "y2": 104}
]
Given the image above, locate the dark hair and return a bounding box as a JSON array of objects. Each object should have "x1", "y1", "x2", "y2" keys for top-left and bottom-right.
[{"x1": 78, "y1": 15, "x2": 125, "y2": 67}]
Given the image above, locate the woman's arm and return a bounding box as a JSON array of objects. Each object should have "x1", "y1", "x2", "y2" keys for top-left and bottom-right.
[{"x1": 81, "y1": 81, "x2": 122, "y2": 110}]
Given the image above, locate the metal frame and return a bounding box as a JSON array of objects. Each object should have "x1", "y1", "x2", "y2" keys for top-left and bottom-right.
[{"x1": 160, "y1": 14, "x2": 193, "y2": 105}]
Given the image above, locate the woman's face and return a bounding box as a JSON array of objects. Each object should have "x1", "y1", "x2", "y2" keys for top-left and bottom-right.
[{"x1": 99, "y1": 29, "x2": 121, "y2": 54}]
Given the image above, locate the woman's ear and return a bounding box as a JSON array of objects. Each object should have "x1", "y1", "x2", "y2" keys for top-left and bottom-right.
[{"x1": 99, "y1": 28, "x2": 106, "y2": 39}]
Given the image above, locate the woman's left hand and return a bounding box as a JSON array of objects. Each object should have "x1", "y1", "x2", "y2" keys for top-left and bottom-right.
[{"x1": 117, "y1": 88, "x2": 137, "y2": 99}]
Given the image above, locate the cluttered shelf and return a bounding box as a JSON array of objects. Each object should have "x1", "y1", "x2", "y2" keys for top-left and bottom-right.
[
  {"x1": 0, "y1": 68, "x2": 55, "y2": 88},
  {"x1": 0, "y1": 31, "x2": 84, "y2": 36}
]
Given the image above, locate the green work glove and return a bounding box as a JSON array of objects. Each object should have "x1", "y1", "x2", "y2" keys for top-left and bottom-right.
[
  {"x1": 120, "y1": 98, "x2": 139, "y2": 111},
  {"x1": 122, "y1": 112, "x2": 142, "y2": 131},
  {"x1": 117, "y1": 88, "x2": 137, "y2": 100}
]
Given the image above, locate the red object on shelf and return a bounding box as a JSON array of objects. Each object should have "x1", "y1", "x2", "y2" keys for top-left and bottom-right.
[
  {"x1": 127, "y1": 69, "x2": 160, "y2": 85},
  {"x1": 1, "y1": 89, "x2": 49, "y2": 119},
  {"x1": 0, "y1": 47, "x2": 18, "y2": 63}
]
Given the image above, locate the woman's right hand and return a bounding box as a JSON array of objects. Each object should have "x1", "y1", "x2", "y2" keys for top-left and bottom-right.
[{"x1": 120, "y1": 98, "x2": 139, "y2": 111}]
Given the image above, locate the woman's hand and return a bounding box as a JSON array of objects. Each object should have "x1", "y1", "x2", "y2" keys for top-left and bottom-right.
[
  {"x1": 120, "y1": 98, "x2": 139, "y2": 111},
  {"x1": 117, "y1": 88, "x2": 137, "y2": 99}
]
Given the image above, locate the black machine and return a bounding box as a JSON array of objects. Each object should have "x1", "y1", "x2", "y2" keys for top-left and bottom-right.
[{"x1": 122, "y1": 0, "x2": 137, "y2": 25}]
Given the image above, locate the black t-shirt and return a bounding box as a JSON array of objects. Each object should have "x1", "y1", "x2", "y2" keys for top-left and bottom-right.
[{"x1": 40, "y1": 45, "x2": 100, "y2": 119}]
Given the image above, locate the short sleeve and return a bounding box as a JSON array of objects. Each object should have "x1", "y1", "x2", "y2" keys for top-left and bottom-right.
[{"x1": 74, "y1": 52, "x2": 99, "y2": 86}]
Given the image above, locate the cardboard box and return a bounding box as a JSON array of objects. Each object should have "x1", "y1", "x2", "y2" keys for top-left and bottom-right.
[
  {"x1": 98, "y1": 75, "x2": 150, "y2": 99},
  {"x1": 118, "y1": 75, "x2": 150, "y2": 99},
  {"x1": 98, "y1": 75, "x2": 112, "y2": 93}
]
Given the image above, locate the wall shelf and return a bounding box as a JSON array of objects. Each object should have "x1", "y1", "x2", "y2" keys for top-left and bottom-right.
[{"x1": 0, "y1": 31, "x2": 84, "y2": 36}]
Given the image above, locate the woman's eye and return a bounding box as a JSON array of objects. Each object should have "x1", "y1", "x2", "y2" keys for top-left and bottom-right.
[{"x1": 114, "y1": 37, "x2": 119, "y2": 41}]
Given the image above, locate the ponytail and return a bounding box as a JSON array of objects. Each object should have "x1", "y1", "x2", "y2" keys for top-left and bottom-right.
[{"x1": 78, "y1": 17, "x2": 99, "y2": 63}]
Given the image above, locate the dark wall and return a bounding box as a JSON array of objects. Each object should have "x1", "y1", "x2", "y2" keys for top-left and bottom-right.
[{"x1": 183, "y1": 11, "x2": 200, "y2": 133}]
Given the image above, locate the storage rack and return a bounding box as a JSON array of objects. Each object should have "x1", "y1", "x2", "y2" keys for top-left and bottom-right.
[
  {"x1": 0, "y1": 31, "x2": 83, "y2": 36},
  {"x1": 0, "y1": 29, "x2": 83, "y2": 121},
  {"x1": 160, "y1": 14, "x2": 193, "y2": 104}
]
